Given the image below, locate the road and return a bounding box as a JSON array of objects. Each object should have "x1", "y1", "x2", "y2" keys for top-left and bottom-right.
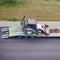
[{"x1": 0, "y1": 27, "x2": 60, "y2": 60}]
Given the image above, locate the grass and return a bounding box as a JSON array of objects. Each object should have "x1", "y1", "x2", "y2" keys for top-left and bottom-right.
[
  {"x1": 0, "y1": 0, "x2": 26, "y2": 6},
  {"x1": 0, "y1": 0, "x2": 60, "y2": 21}
]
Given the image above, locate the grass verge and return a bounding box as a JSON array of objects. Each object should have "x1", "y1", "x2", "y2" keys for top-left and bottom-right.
[{"x1": 0, "y1": 0, "x2": 60, "y2": 21}]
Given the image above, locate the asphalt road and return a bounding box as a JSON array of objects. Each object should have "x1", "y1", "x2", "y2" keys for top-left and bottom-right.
[{"x1": 0, "y1": 27, "x2": 60, "y2": 60}]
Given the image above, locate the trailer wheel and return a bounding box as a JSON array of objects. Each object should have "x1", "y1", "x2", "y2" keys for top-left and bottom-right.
[
  {"x1": 18, "y1": 36, "x2": 21, "y2": 38},
  {"x1": 30, "y1": 36, "x2": 34, "y2": 38},
  {"x1": 24, "y1": 36, "x2": 28, "y2": 38}
]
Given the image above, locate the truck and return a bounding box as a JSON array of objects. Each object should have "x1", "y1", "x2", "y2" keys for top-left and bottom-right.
[{"x1": 2, "y1": 16, "x2": 49, "y2": 38}]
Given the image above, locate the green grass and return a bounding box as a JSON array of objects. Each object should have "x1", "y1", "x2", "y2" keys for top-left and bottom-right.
[
  {"x1": 0, "y1": 0, "x2": 60, "y2": 21},
  {"x1": 0, "y1": 0, "x2": 26, "y2": 6}
]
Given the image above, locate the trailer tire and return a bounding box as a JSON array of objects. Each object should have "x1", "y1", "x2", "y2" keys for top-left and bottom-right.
[
  {"x1": 30, "y1": 36, "x2": 34, "y2": 38},
  {"x1": 24, "y1": 36, "x2": 28, "y2": 38},
  {"x1": 18, "y1": 36, "x2": 21, "y2": 38}
]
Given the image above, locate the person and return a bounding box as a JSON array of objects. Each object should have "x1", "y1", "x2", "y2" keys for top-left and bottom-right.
[
  {"x1": 21, "y1": 15, "x2": 26, "y2": 25},
  {"x1": 21, "y1": 15, "x2": 27, "y2": 31}
]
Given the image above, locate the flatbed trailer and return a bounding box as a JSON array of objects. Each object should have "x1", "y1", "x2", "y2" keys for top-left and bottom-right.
[
  {"x1": 1, "y1": 16, "x2": 50, "y2": 38},
  {"x1": 2, "y1": 26, "x2": 48, "y2": 38}
]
